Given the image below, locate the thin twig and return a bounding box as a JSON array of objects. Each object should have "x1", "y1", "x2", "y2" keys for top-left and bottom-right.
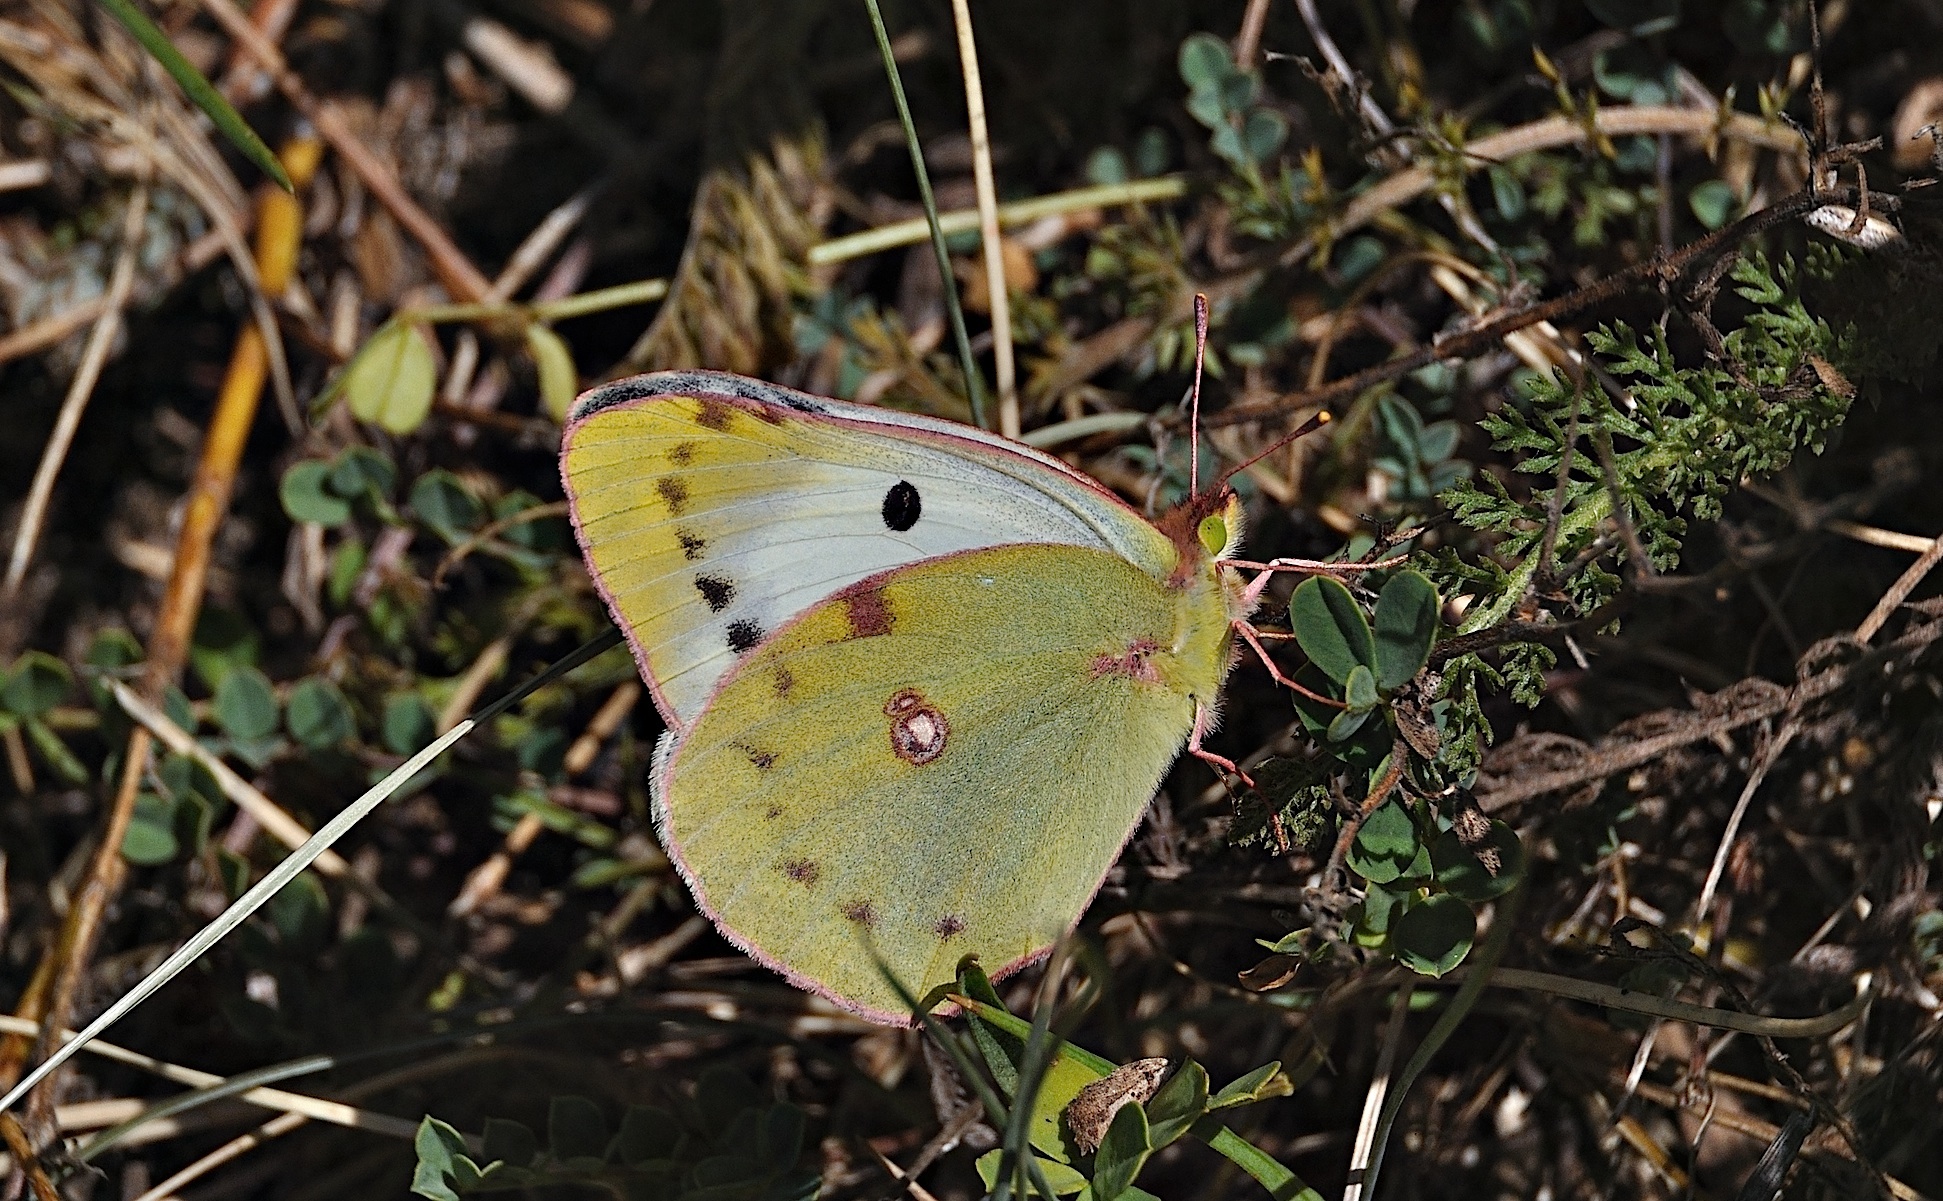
[
  {"x1": 946, "y1": 0, "x2": 1017, "y2": 438},
  {"x1": 1694, "y1": 720, "x2": 1797, "y2": 925},
  {"x1": 1856, "y1": 532, "x2": 1943, "y2": 643}
]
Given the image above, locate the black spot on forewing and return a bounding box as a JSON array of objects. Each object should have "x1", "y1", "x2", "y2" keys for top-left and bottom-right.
[
  {"x1": 694, "y1": 574, "x2": 736, "y2": 612},
  {"x1": 678, "y1": 530, "x2": 707, "y2": 560},
  {"x1": 773, "y1": 666, "x2": 795, "y2": 698},
  {"x1": 935, "y1": 914, "x2": 965, "y2": 939},
  {"x1": 840, "y1": 900, "x2": 877, "y2": 927},
  {"x1": 727, "y1": 619, "x2": 764, "y2": 654},
  {"x1": 882, "y1": 480, "x2": 921, "y2": 531},
  {"x1": 782, "y1": 860, "x2": 819, "y2": 885},
  {"x1": 668, "y1": 441, "x2": 697, "y2": 465},
  {"x1": 735, "y1": 742, "x2": 777, "y2": 770},
  {"x1": 656, "y1": 477, "x2": 689, "y2": 515}
]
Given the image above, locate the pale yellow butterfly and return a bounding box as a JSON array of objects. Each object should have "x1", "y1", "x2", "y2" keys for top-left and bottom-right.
[{"x1": 561, "y1": 369, "x2": 1258, "y2": 1022}]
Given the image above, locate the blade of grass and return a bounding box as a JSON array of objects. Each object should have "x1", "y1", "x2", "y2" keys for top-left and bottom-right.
[
  {"x1": 861, "y1": 0, "x2": 987, "y2": 430},
  {"x1": 93, "y1": 0, "x2": 292, "y2": 192}
]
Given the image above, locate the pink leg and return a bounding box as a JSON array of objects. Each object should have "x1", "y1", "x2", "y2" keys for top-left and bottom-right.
[
  {"x1": 1234, "y1": 621, "x2": 1346, "y2": 709},
  {"x1": 1229, "y1": 557, "x2": 1363, "y2": 613},
  {"x1": 1188, "y1": 702, "x2": 1255, "y2": 789}
]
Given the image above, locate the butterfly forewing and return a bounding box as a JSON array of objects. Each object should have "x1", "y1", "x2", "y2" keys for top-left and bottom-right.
[
  {"x1": 655, "y1": 543, "x2": 1226, "y2": 1022},
  {"x1": 561, "y1": 371, "x2": 1176, "y2": 726}
]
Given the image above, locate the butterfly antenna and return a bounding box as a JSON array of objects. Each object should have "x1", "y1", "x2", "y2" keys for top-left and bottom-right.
[
  {"x1": 1189, "y1": 293, "x2": 1209, "y2": 497},
  {"x1": 1217, "y1": 409, "x2": 1333, "y2": 491}
]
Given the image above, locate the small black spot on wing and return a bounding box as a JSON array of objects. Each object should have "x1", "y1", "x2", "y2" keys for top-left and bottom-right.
[
  {"x1": 678, "y1": 530, "x2": 707, "y2": 560},
  {"x1": 734, "y1": 742, "x2": 777, "y2": 770},
  {"x1": 727, "y1": 619, "x2": 764, "y2": 654},
  {"x1": 934, "y1": 914, "x2": 965, "y2": 939},
  {"x1": 656, "y1": 477, "x2": 689, "y2": 515},
  {"x1": 841, "y1": 900, "x2": 877, "y2": 927},
  {"x1": 668, "y1": 441, "x2": 697, "y2": 465},
  {"x1": 881, "y1": 480, "x2": 921, "y2": 532},
  {"x1": 694, "y1": 574, "x2": 736, "y2": 612}
]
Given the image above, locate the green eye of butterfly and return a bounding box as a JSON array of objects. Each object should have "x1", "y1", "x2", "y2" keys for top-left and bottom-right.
[{"x1": 1198, "y1": 514, "x2": 1228, "y2": 555}]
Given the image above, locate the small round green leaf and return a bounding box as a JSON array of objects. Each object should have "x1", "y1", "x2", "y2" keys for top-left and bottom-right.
[
  {"x1": 525, "y1": 324, "x2": 579, "y2": 422},
  {"x1": 122, "y1": 793, "x2": 179, "y2": 865},
  {"x1": 1344, "y1": 664, "x2": 1379, "y2": 709},
  {"x1": 482, "y1": 1118, "x2": 540, "y2": 1169},
  {"x1": 1373, "y1": 570, "x2": 1440, "y2": 692},
  {"x1": 1392, "y1": 893, "x2": 1476, "y2": 977},
  {"x1": 279, "y1": 460, "x2": 351, "y2": 525},
  {"x1": 1241, "y1": 109, "x2": 1288, "y2": 164},
  {"x1": 330, "y1": 445, "x2": 396, "y2": 502},
  {"x1": 1689, "y1": 179, "x2": 1738, "y2": 230},
  {"x1": 25, "y1": 717, "x2": 88, "y2": 785},
  {"x1": 1354, "y1": 881, "x2": 1410, "y2": 939},
  {"x1": 1488, "y1": 165, "x2": 1526, "y2": 220},
  {"x1": 3, "y1": 651, "x2": 72, "y2": 718},
  {"x1": 1289, "y1": 576, "x2": 1376, "y2": 686},
  {"x1": 1348, "y1": 800, "x2": 1420, "y2": 884},
  {"x1": 286, "y1": 677, "x2": 356, "y2": 748},
  {"x1": 1325, "y1": 705, "x2": 1371, "y2": 743},
  {"x1": 382, "y1": 693, "x2": 437, "y2": 755},
  {"x1": 267, "y1": 870, "x2": 329, "y2": 947},
  {"x1": 86, "y1": 628, "x2": 143, "y2": 670},
  {"x1": 343, "y1": 323, "x2": 437, "y2": 434},
  {"x1": 1177, "y1": 32, "x2": 1233, "y2": 95},
  {"x1": 409, "y1": 471, "x2": 484, "y2": 541},
  {"x1": 214, "y1": 666, "x2": 279, "y2": 741}
]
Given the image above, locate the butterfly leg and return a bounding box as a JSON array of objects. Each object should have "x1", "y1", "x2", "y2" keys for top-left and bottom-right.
[
  {"x1": 1233, "y1": 621, "x2": 1345, "y2": 709},
  {"x1": 1232, "y1": 557, "x2": 1357, "y2": 611},
  {"x1": 1186, "y1": 702, "x2": 1255, "y2": 789}
]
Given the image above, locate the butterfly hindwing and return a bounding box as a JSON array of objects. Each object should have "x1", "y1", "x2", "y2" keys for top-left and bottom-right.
[
  {"x1": 656, "y1": 543, "x2": 1223, "y2": 1022},
  {"x1": 561, "y1": 371, "x2": 1177, "y2": 726}
]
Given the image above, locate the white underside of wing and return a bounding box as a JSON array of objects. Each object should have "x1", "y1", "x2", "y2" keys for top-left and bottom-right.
[{"x1": 563, "y1": 371, "x2": 1177, "y2": 727}]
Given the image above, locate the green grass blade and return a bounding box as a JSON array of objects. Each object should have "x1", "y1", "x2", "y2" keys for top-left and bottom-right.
[
  {"x1": 93, "y1": 0, "x2": 293, "y2": 193},
  {"x1": 861, "y1": 0, "x2": 988, "y2": 430}
]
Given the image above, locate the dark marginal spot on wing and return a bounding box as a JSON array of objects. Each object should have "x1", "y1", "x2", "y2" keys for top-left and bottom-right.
[
  {"x1": 678, "y1": 530, "x2": 707, "y2": 560},
  {"x1": 727, "y1": 619, "x2": 764, "y2": 654},
  {"x1": 781, "y1": 859, "x2": 819, "y2": 885},
  {"x1": 773, "y1": 666, "x2": 795, "y2": 698},
  {"x1": 934, "y1": 914, "x2": 966, "y2": 940},
  {"x1": 882, "y1": 480, "x2": 921, "y2": 531},
  {"x1": 694, "y1": 574, "x2": 736, "y2": 612},
  {"x1": 840, "y1": 899, "x2": 877, "y2": 927},
  {"x1": 694, "y1": 398, "x2": 735, "y2": 430},
  {"x1": 843, "y1": 588, "x2": 895, "y2": 640},
  {"x1": 656, "y1": 477, "x2": 689, "y2": 515},
  {"x1": 668, "y1": 441, "x2": 697, "y2": 466}
]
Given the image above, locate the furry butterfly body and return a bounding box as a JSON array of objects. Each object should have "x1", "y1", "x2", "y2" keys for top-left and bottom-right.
[{"x1": 562, "y1": 370, "x2": 1252, "y2": 1022}]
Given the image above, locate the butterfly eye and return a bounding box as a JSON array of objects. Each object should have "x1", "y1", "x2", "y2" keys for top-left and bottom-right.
[{"x1": 1198, "y1": 515, "x2": 1228, "y2": 555}]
